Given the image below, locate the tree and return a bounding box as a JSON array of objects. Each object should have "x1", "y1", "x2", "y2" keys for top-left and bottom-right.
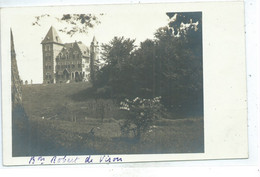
[
  {"x1": 32, "y1": 14, "x2": 102, "y2": 36},
  {"x1": 95, "y1": 37, "x2": 136, "y2": 98},
  {"x1": 153, "y1": 12, "x2": 203, "y2": 115},
  {"x1": 86, "y1": 12, "x2": 203, "y2": 117}
]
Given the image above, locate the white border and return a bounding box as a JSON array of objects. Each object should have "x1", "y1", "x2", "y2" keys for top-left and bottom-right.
[{"x1": 0, "y1": 0, "x2": 259, "y2": 171}]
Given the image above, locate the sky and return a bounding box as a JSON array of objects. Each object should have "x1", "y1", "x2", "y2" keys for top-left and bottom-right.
[{"x1": 3, "y1": 6, "x2": 170, "y2": 84}]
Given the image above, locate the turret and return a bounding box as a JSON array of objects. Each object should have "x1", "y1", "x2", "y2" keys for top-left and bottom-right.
[
  {"x1": 90, "y1": 36, "x2": 99, "y2": 84},
  {"x1": 41, "y1": 26, "x2": 64, "y2": 84}
]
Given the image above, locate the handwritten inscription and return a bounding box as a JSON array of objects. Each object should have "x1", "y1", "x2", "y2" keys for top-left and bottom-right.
[
  {"x1": 28, "y1": 155, "x2": 123, "y2": 165},
  {"x1": 99, "y1": 155, "x2": 123, "y2": 163},
  {"x1": 50, "y1": 156, "x2": 80, "y2": 164}
]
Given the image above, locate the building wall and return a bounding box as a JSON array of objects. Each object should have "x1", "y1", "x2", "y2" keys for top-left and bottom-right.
[
  {"x1": 42, "y1": 43, "x2": 64, "y2": 84},
  {"x1": 55, "y1": 48, "x2": 90, "y2": 83}
]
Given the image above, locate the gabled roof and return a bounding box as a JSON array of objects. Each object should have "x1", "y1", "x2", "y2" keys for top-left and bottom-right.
[
  {"x1": 56, "y1": 42, "x2": 90, "y2": 58},
  {"x1": 41, "y1": 26, "x2": 63, "y2": 44},
  {"x1": 75, "y1": 42, "x2": 90, "y2": 57},
  {"x1": 64, "y1": 43, "x2": 74, "y2": 49},
  {"x1": 62, "y1": 43, "x2": 74, "y2": 53}
]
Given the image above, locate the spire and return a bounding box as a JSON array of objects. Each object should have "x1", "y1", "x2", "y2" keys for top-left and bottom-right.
[
  {"x1": 91, "y1": 36, "x2": 98, "y2": 45},
  {"x1": 10, "y1": 28, "x2": 15, "y2": 56},
  {"x1": 10, "y1": 29, "x2": 23, "y2": 107},
  {"x1": 41, "y1": 26, "x2": 63, "y2": 44}
]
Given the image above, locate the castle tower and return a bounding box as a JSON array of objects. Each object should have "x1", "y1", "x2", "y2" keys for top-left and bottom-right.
[
  {"x1": 41, "y1": 26, "x2": 64, "y2": 84},
  {"x1": 90, "y1": 36, "x2": 99, "y2": 84}
]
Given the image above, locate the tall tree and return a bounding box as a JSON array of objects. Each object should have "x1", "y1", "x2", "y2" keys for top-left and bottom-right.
[{"x1": 95, "y1": 37, "x2": 136, "y2": 98}]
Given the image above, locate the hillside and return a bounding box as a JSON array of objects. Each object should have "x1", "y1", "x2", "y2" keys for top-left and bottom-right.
[
  {"x1": 19, "y1": 82, "x2": 204, "y2": 156},
  {"x1": 22, "y1": 82, "x2": 91, "y2": 120}
]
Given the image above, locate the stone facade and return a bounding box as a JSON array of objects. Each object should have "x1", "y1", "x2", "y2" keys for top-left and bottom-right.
[{"x1": 41, "y1": 26, "x2": 98, "y2": 84}]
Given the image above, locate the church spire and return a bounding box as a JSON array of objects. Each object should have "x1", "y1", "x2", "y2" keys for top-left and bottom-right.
[
  {"x1": 10, "y1": 28, "x2": 16, "y2": 57},
  {"x1": 11, "y1": 29, "x2": 23, "y2": 107}
]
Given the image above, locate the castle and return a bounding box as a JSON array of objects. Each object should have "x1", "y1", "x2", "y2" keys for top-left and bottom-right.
[{"x1": 41, "y1": 26, "x2": 98, "y2": 84}]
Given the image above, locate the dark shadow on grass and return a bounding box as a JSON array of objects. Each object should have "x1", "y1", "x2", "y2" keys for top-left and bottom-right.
[{"x1": 68, "y1": 86, "x2": 111, "y2": 101}]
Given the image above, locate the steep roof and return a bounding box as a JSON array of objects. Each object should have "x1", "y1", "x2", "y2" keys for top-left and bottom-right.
[
  {"x1": 41, "y1": 26, "x2": 63, "y2": 44},
  {"x1": 91, "y1": 36, "x2": 98, "y2": 45},
  {"x1": 76, "y1": 42, "x2": 90, "y2": 57},
  {"x1": 57, "y1": 42, "x2": 90, "y2": 57},
  {"x1": 62, "y1": 43, "x2": 74, "y2": 53}
]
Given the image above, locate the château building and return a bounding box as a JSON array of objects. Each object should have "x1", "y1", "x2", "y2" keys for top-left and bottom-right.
[{"x1": 41, "y1": 26, "x2": 98, "y2": 84}]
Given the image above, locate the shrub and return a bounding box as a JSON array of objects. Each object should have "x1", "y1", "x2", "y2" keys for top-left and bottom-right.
[{"x1": 119, "y1": 96, "x2": 164, "y2": 140}]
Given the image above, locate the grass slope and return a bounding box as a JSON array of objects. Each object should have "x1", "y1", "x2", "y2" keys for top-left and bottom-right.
[{"x1": 19, "y1": 82, "x2": 204, "y2": 156}]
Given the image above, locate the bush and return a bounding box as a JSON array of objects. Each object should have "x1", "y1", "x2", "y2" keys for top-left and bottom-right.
[{"x1": 119, "y1": 96, "x2": 164, "y2": 140}]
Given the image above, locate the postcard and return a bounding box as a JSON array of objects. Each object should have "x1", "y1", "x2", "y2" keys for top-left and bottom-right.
[{"x1": 1, "y1": 1, "x2": 247, "y2": 165}]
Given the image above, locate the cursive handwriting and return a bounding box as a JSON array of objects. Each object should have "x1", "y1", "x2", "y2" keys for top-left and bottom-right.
[
  {"x1": 28, "y1": 155, "x2": 123, "y2": 165},
  {"x1": 50, "y1": 156, "x2": 80, "y2": 164},
  {"x1": 99, "y1": 155, "x2": 123, "y2": 163},
  {"x1": 29, "y1": 156, "x2": 45, "y2": 165}
]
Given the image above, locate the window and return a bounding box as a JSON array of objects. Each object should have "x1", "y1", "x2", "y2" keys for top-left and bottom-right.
[
  {"x1": 78, "y1": 64, "x2": 81, "y2": 68},
  {"x1": 45, "y1": 45, "x2": 51, "y2": 51},
  {"x1": 45, "y1": 55, "x2": 51, "y2": 60},
  {"x1": 45, "y1": 73, "x2": 51, "y2": 79}
]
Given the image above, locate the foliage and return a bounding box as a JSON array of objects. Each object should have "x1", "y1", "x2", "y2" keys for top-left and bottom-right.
[
  {"x1": 94, "y1": 37, "x2": 136, "y2": 98},
  {"x1": 32, "y1": 14, "x2": 103, "y2": 36},
  {"x1": 93, "y1": 12, "x2": 203, "y2": 116},
  {"x1": 119, "y1": 96, "x2": 164, "y2": 140}
]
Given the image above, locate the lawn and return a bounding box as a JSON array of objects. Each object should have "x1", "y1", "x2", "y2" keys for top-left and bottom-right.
[{"x1": 17, "y1": 82, "x2": 204, "y2": 156}]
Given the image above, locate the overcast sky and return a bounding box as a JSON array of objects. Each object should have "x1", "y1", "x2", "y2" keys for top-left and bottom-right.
[{"x1": 3, "y1": 6, "x2": 169, "y2": 84}]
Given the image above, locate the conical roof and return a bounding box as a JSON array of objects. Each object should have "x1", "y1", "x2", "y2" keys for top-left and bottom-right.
[
  {"x1": 41, "y1": 26, "x2": 63, "y2": 44},
  {"x1": 91, "y1": 36, "x2": 98, "y2": 45}
]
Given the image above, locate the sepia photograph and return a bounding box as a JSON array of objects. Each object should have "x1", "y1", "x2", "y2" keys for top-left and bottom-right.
[
  {"x1": 11, "y1": 10, "x2": 203, "y2": 156},
  {"x1": 1, "y1": 2, "x2": 248, "y2": 165}
]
